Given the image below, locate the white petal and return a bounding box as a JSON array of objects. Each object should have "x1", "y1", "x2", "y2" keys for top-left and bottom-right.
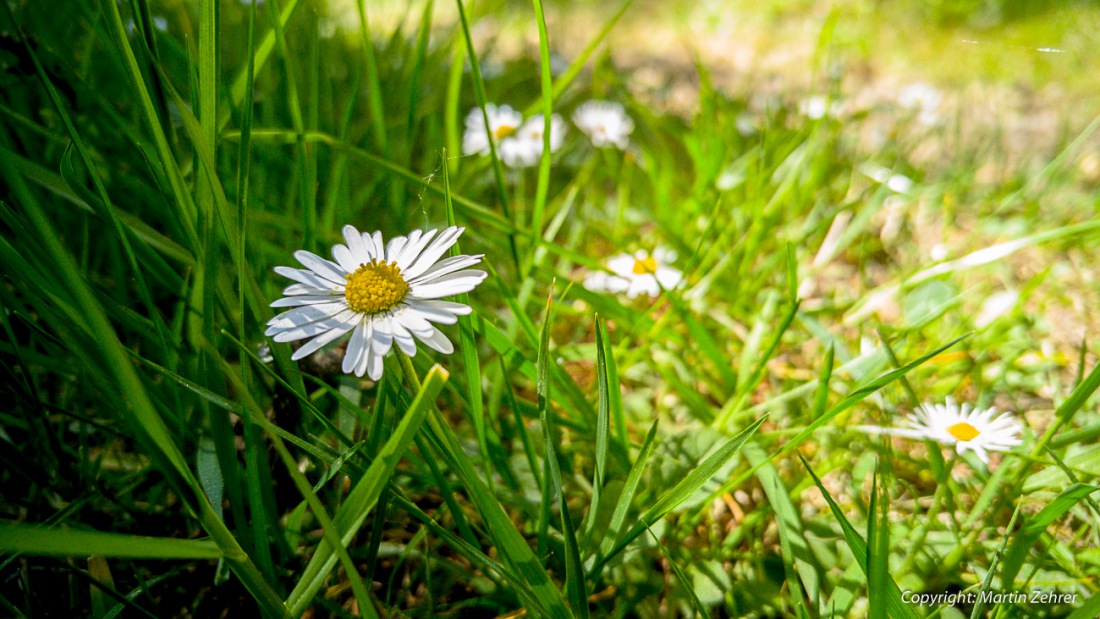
[
  {"x1": 656, "y1": 267, "x2": 683, "y2": 289},
  {"x1": 271, "y1": 295, "x2": 341, "y2": 308},
  {"x1": 417, "y1": 328, "x2": 454, "y2": 354},
  {"x1": 395, "y1": 228, "x2": 440, "y2": 272},
  {"x1": 275, "y1": 309, "x2": 358, "y2": 342},
  {"x1": 291, "y1": 318, "x2": 356, "y2": 360},
  {"x1": 294, "y1": 250, "x2": 348, "y2": 284},
  {"x1": 331, "y1": 244, "x2": 360, "y2": 275},
  {"x1": 605, "y1": 254, "x2": 635, "y2": 277},
  {"x1": 404, "y1": 227, "x2": 463, "y2": 279},
  {"x1": 342, "y1": 321, "x2": 370, "y2": 374},
  {"x1": 371, "y1": 231, "x2": 385, "y2": 260},
  {"x1": 409, "y1": 270, "x2": 488, "y2": 299},
  {"x1": 367, "y1": 350, "x2": 385, "y2": 380},
  {"x1": 626, "y1": 276, "x2": 659, "y2": 299},
  {"x1": 407, "y1": 254, "x2": 484, "y2": 286},
  {"x1": 274, "y1": 266, "x2": 335, "y2": 290},
  {"x1": 343, "y1": 225, "x2": 372, "y2": 264},
  {"x1": 282, "y1": 283, "x2": 338, "y2": 296},
  {"x1": 370, "y1": 317, "x2": 394, "y2": 358},
  {"x1": 266, "y1": 302, "x2": 346, "y2": 333},
  {"x1": 385, "y1": 235, "x2": 408, "y2": 263},
  {"x1": 390, "y1": 319, "x2": 418, "y2": 357},
  {"x1": 403, "y1": 299, "x2": 468, "y2": 325}
]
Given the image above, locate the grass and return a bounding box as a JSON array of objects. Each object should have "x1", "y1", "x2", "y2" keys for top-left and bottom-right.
[{"x1": 1, "y1": 0, "x2": 1099, "y2": 617}]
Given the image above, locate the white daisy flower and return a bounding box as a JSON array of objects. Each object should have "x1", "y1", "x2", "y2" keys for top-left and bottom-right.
[
  {"x1": 583, "y1": 248, "x2": 683, "y2": 299},
  {"x1": 462, "y1": 104, "x2": 523, "y2": 157},
  {"x1": 265, "y1": 225, "x2": 487, "y2": 381},
  {"x1": 573, "y1": 100, "x2": 634, "y2": 149},
  {"x1": 860, "y1": 397, "x2": 1023, "y2": 464},
  {"x1": 499, "y1": 113, "x2": 566, "y2": 168},
  {"x1": 897, "y1": 81, "x2": 943, "y2": 126}
]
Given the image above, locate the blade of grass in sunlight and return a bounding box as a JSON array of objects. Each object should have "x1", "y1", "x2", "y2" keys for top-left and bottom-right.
[
  {"x1": 1000, "y1": 483, "x2": 1100, "y2": 588},
  {"x1": 353, "y1": 0, "x2": 387, "y2": 154},
  {"x1": 799, "y1": 455, "x2": 919, "y2": 619},
  {"x1": 536, "y1": 292, "x2": 589, "y2": 618},
  {"x1": 529, "y1": 0, "x2": 554, "y2": 266},
  {"x1": 581, "y1": 316, "x2": 612, "y2": 547},
  {"x1": 0, "y1": 124, "x2": 289, "y2": 618},
  {"x1": 594, "y1": 418, "x2": 658, "y2": 562},
  {"x1": 442, "y1": 154, "x2": 491, "y2": 480},
  {"x1": 776, "y1": 333, "x2": 971, "y2": 458},
  {"x1": 453, "y1": 0, "x2": 519, "y2": 270},
  {"x1": 866, "y1": 465, "x2": 889, "y2": 619},
  {"x1": 0, "y1": 526, "x2": 223, "y2": 560},
  {"x1": 646, "y1": 526, "x2": 708, "y2": 618},
  {"x1": 746, "y1": 443, "x2": 815, "y2": 619},
  {"x1": 591, "y1": 415, "x2": 766, "y2": 578},
  {"x1": 395, "y1": 354, "x2": 575, "y2": 619}
]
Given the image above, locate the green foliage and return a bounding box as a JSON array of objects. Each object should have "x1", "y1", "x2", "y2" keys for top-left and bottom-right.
[{"x1": 0, "y1": 0, "x2": 1098, "y2": 617}]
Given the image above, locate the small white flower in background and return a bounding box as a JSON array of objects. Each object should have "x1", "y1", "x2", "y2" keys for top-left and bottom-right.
[
  {"x1": 799, "y1": 95, "x2": 841, "y2": 120},
  {"x1": 462, "y1": 104, "x2": 523, "y2": 156},
  {"x1": 583, "y1": 248, "x2": 683, "y2": 299},
  {"x1": 898, "y1": 82, "x2": 943, "y2": 126},
  {"x1": 266, "y1": 225, "x2": 487, "y2": 380},
  {"x1": 499, "y1": 113, "x2": 566, "y2": 168},
  {"x1": 859, "y1": 397, "x2": 1023, "y2": 465},
  {"x1": 735, "y1": 112, "x2": 757, "y2": 137},
  {"x1": 573, "y1": 100, "x2": 634, "y2": 150},
  {"x1": 859, "y1": 162, "x2": 915, "y2": 195}
]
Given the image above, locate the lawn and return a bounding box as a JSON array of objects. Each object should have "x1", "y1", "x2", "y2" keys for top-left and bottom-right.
[{"x1": 1, "y1": 0, "x2": 1099, "y2": 617}]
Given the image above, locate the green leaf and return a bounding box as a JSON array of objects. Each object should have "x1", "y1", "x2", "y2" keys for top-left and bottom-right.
[
  {"x1": 0, "y1": 524, "x2": 222, "y2": 560},
  {"x1": 592, "y1": 415, "x2": 766, "y2": 577},
  {"x1": 536, "y1": 292, "x2": 589, "y2": 618},
  {"x1": 799, "y1": 455, "x2": 920, "y2": 619},
  {"x1": 285, "y1": 366, "x2": 448, "y2": 615},
  {"x1": 1000, "y1": 483, "x2": 1100, "y2": 588}
]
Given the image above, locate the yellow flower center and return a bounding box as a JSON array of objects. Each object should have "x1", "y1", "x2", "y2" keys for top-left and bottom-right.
[
  {"x1": 632, "y1": 256, "x2": 658, "y2": 275},
  {"x1": 344, "y1": 260, "x2": 408, "y2": 315},
  {"x1": 494, "y1": 124, "x2": 517, "y2": 140},
  {"x1": 947, "y1": 422, "x2": 981, "y2": 442}
]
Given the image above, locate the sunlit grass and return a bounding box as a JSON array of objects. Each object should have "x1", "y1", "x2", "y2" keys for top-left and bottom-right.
[{"x1": 0, "y1": 0, "x2": 1098, "y2": 617}]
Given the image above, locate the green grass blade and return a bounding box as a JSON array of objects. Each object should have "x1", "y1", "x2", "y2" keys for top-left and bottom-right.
[
  {"x1": 582, "y1": 316, "x2": 612, "y2": 546},
  {"x1": 396, "y1": 354, "x2": 574, "y2": 619},
  {"x1": 866, "y1": 464, "x2": 889, "y2": 619},
  {"x1": 529, "y1": 0, "x2": 554, "y2": 263},
  {"x1": 285, "y1": 366, "x2": 449, "y2": 616},
  {"x1": 0, "y1": 525, "x2": 223, "y2": 560},
  {"x1": 1000, "y1": 483, "x2": 1100, "y2": 588},
  {"x1": 0, "y1": 110, "x2": 289, "y2": 619},
  {"x1": 536, "y1": 292, "x2": 589, "y2": 617},
  {"x1": 646, "y1": 526, "x2": 708, "y2": 618},
  {"x1": 799, "y1": 454, "x2": 919, "y2": 619},
  {"x1": 443, "y1": 154, "x2": 490, "y2": 479},
  {"x1": 777, "y1": 333, "x2": 970, "y2": 458},
  {"x1": 453, "y1": 0, "x2": 519, "y2": 269},
  {"x1": 595, "y1": 417, "x2": 659, "y2": 561},
  {"x1": 592, "y1": 415, "x2": 766, "y2": 577},
  {"x1": 746, "y1": 443, "x2": 814, "y2": 618}
]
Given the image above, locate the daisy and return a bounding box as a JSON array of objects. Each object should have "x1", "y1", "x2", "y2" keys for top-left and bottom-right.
[
  {"x1": 573, "y1": 100, "x2": 634, "y2": 149},
  {"x1": 583, "y1": 248, "x2": 683, "y2": 299},
  {"x1": 265, "y1": 225, "x2": 487, "y2": 380},
  {"x1": 897, "y1": 81, "x2": 943, "y2": 126},
  {"x1": 860, "y1": 397, "x2": 1023, "y2": 464},
  {"x1": 462, "y1": 104, "x2": 523, "y2": 156},
  {"x1": 499, "y1": 113, "x2": 566, "y2": 168}
]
